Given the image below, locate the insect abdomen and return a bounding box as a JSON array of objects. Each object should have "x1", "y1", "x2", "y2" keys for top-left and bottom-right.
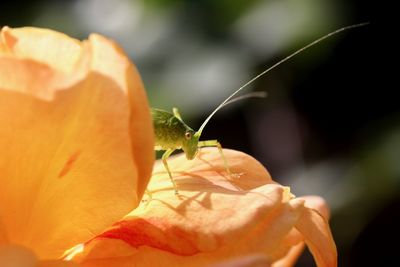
[{"x1": 151, "y1": 108, "x2": 188, "y2": 150}]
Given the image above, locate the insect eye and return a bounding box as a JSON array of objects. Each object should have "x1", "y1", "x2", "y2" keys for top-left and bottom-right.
[{"x1": 185, "y1": 132, "x2": 192, "y2": 140}]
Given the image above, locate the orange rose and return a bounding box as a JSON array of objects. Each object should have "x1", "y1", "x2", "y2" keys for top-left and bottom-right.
[{"x1": 0, "y1": 27, "x2": 336, "y2": 267}]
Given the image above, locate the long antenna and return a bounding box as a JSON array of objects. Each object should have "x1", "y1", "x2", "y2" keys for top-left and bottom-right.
[
  {"x1": 222, "y1": 91, "x2": 267, "y2": 107},
  {"x1": 196, "y1": 22, "x2": 369, "y2": 135}
]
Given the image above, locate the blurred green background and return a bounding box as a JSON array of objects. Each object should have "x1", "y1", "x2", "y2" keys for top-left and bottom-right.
[{"x1": 2, "y1": 1, "x2": 390, "y2": 266}]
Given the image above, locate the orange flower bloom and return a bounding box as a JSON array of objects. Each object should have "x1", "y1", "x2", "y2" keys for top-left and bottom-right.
[{"x1": 0, "y1": 26, "x2": 337, "y2": 267}]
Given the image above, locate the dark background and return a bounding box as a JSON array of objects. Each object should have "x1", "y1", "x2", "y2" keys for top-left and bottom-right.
[{"x1": 2, "y1": 1, "x2": 392, "y2": 266}]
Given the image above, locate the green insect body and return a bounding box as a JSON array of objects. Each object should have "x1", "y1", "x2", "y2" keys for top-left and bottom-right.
[
  {"x1": 152, "y1": 108, "x2": 198, "y2": 159},
  {"x1": 151, "y1": 23, "x2": 368, "y2": 195},
  {"x1": 152, "y1": 107, "x2": 228, "y2": 194}
]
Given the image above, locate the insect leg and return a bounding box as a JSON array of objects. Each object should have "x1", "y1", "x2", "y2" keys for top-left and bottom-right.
[
  {"x1": 172, "y1": 108, "x2": 182, "y2": 120},
  {"x1": 198, "y1": 140, "x2": 232, "y2": 176},
  {"x1": 142, "y1": 189, "x2": 153, "y2": 203},
  {"x1": 162, "y1": 149, "x2": 179, "y2": 195}
]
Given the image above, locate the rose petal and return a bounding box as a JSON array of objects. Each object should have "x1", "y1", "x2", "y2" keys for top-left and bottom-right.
[
  {"x1": 209, "y1": 254, "x2": 271, "y2": 267},
  {"x1": 271, "y1": 196, "x2": 333, "y2": 267},
  {"x1": 73, "y1": 149, "x2": 336, "y2": 267},
  {"x1": 0, "y1": 218, "x2": 8, "y2": 245},
  {"x1": 271, "y1": 242, "x2": 305, "y2": 267},
  {"x1": 0, "y1": 244, "x2": 79, "y2": 267},
  {"x1": 0, "y1": 244, "x2": 37, "y2": 267},
  {"x1": 38, "y1": 260, "x2": 80, "y2": 267},
  {"x1": 1, "y1": 26, "x2": 82, "y2": 73},
  {"x1": 149, "y1": 146, "x2": 274, "y2": 192},
  {"x1": 301, "y1": 195, "x2": 331, "y2": 220},
  {"x1": 0, "y1": 27, "x2": 153, "y2": 259},
  {"x1": 0, "y1": 27, "x2": 89, "y2": 100},
  {"x1": 295, "y1": 208, "x2": 337, "y2": 267}
]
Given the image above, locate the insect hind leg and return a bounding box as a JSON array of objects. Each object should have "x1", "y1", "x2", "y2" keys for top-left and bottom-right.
[
  {"x1": 172, "y1": 108, "x2": 182, "y2": 120},
  {"x1": 162, "y1": 149, "x2": 179, "y2": 195},
  {"x1": 198, "y1": 140, "x2": 239, "y2": 177}
]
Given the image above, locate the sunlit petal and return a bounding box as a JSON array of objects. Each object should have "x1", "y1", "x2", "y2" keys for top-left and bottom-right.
[
  {"x1": 295, "y1": 206, "x2": 337, "y2": 267},
  {"x1": 209, "y1": 254, "x2": 271, "y2": 267},
  {"x1": 271, "y1": 242, "x2": 304, "y2": 267},
  {"x1": 38, "y1": 260, "x2": 80, "y2": 267},
  {"x1": 73, "y1": 149, "x2": 336, "y2": 267},
  {"x1": 0, "y1": 244, "x2": 80, "y2": 267},
  {"x1": 271, "y1": 196, "x2": 332, "y2": 267},
  {"x1": 0, "y1": 245, "x2": 37, "y2": 267},
  {"x1": 0, "y1": 27, "x2": 154, "y2": 259}
]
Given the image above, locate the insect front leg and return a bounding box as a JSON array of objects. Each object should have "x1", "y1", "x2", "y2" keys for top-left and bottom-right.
[
  {"x1": 198, "y1": 140, "x2": 235, "y2": 177},
  {"x1": 162, "y1": 149, "x2": 179, "y2": 195}
]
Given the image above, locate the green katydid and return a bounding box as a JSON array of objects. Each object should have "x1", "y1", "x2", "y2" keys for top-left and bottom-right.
[{"x1": 151, "y1": 22, "x2": 368, "y2": 195}]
